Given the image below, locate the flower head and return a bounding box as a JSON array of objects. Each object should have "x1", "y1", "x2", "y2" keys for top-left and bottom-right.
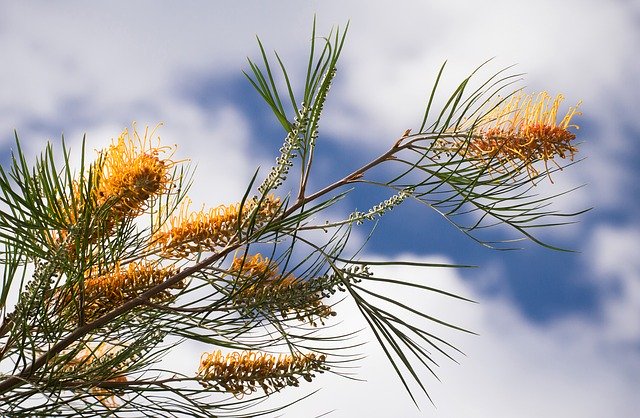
[
  {"x1": 228, "y1": 253, "x2": 335, "y2": 326},
  {"x1": 58, "y1": 261, "x2": 182, "y2": 321},
  {"x1": 94, "y1": 124, "x2": 174, "y2": 220},
  {"x1": 51, "y1": 125, "x2": 175, "y2": 254},
  {"x1": 470, "y1": 92, "x2": 581, "y2": 179},
  {"x1": 153, "y1": 195, "x2": 281, "y2": 257},
  {"x1": 197, "y1": 350, "x2": 327, "y2": 396}
]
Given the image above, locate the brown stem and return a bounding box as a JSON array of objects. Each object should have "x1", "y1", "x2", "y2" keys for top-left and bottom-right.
[{"x1": 288, "y1": 133, "x2": 411, "y2": 215}]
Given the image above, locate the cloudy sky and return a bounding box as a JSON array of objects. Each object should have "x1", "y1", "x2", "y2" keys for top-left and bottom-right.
[{"x1": 1, "y1": 1, "x2": 639, "y2": 416}]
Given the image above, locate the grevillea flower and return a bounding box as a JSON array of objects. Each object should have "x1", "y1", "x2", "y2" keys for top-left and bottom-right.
[
  {"x1": 228, "y1": 253, "x2": 335, "y2": 326},
  {"x1": 435, "y1": 92, "x2": 580, "y2": 181},
  {"x1": 94, "y1": 125, "x2": 174, "y2": 221},
  {"x1": 58, "y1": 262, "x2": 182, "y2": 321},
  {"x1": 469, "y1": 92, "x2": 581, "y2": 178},
  {"x1": 197, "y1": 350, "x2": 327, "y2": 396},
  {"x1": 152, "y1": 195, "x2": 281, "y2": 257},
  {"x1": 52, "y1": 125, "x2": 174, "y2": 252}
]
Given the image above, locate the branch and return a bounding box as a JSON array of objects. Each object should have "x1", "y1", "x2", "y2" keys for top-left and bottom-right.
[{"x1": 0, "y1": 242, "x2": 242, "y2": 394}]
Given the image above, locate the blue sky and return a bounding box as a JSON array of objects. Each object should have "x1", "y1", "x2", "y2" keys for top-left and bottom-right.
[{"x1": 1, "y1": 1, "x2": 639, "y2": 416}]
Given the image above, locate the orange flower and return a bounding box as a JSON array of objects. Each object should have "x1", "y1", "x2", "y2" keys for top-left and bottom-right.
[
  {"x1": 470, "y1": 92, "x2": 581, "y2": 179},
  {"x1": 153, "y1": 195, "x2": 281, "y2": 257},
  {"x1": 52, "y1": 125, "x2": 175, "y2": 252},
  {"x1": 90, "y1": 375, "x2": 127, "y2": 408},
  {"x1": 58, "y1": 341, "x2": 128, "y2": 408},
  {"x1": 94, "y1": 125, "x2": 174, "y2": 221},
  {"x1": 58, "y1": 261, "x2": 182, "y2": 321},
  {"x1": 228, "y1": 253, "x2": 335, "y2": 326},
  {"x1": 197, "y1": 350, "x2": 327, "y2": 396}
]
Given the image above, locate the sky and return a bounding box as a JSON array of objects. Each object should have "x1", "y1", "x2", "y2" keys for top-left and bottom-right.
[{"x1": 1, "y1": 1, "x2": 639, "y2": 416}]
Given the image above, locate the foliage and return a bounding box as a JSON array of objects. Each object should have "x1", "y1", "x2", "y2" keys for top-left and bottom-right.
[{"x1": 0, "y1": 20, "x2": 583, "y2": 417}]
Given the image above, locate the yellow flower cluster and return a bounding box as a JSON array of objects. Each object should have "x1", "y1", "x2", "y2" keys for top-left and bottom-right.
[
  {"x1": 470, "y1": 92, "x2": 580, "y2": 178},
  {"x1": 94, "y1": 126, "x2": 173, "y2": 221},
  {"x1": 228, "y1": 254, "x2": 335, "y2": 326},
  {"x1": 197, "y1": 350, "x2": 327, "y2": 396},
  {"x1": 435, "y1": 92, "x2": 580, "y2": 180},
  {"x1": 229, "y1": 253, "x2": 278, "y2": 281},
  {"x1": 53, "y1": 126, "x2": 173, "y2": 252},
  {"x1": 59, "y1": 262, "x2": 182, "y2": 321},
  {"x1": 153, "y1": 195, "x2": 281, "y2": 257}
]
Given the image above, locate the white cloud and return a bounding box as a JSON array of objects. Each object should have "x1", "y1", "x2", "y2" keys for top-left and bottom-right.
[
  {"x1": 588, "y1": 224, "x2": 640, "y2": 344},
  {"x1": 0, "y1": 1, "x2": 317, "y2": 136},
  {"x1": 311, "y1": 0, "x2": 635, "y2": 127},
  {"x1": 155, "y1": 103, "x2": 261, "y2": 206}
]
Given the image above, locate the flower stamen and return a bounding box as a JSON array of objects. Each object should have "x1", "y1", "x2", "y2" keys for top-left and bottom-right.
[
  {"x1": 197, "y1": 350, "x2": 327, "y2": 396},
  {"x1": 435, "y1": 92, "x2": 581, "y2": 181},
  {"x1": 94, "y1": 124, "x2": 175, "y2": 221},
  {"x1": 152, "y1": 195, "x2": 281, "y2": 257},
  {"x1": 56, "y1": 261, "x2": 182, "y2": 321},
  {"x1": 472, "y1": 92, "x2": 580, "y2": 180}
]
